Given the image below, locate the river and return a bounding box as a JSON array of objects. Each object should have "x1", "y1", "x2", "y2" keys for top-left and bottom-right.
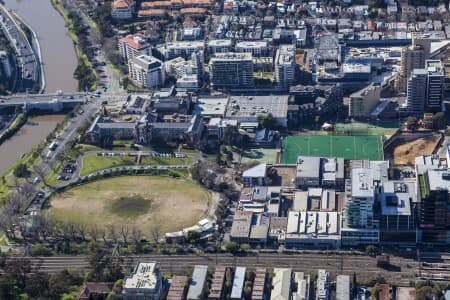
[
  {"x1": 0, "y1": 0, "x2": 78, "y2": 174},
  {"x1": 0, "y1": 115, "x2": 65, "y2": 174},
  {"x1": 3, "y1": 0, "x2": 78, "y2": 93}
]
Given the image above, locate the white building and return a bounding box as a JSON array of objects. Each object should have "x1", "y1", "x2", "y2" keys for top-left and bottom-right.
[
  {"x1": 271, "y1": 268, "x2": 292, "y2": 300},
  {"x1": 235, "y1": 41, "x2": 269, "y2": 57},
  {"x1": 208, "y1": 39, "x2": 233, "y2": 54},
  {"x1": 345, "y1": 168, "x2": 376, "y2": 228},
  {"x1": 275, "y1": 45, "x2": 296, "y2": 90},
  {"x1": 129, "y1": 55, "x2": 165, "y2": 88},
  {"x1": 159, "y1": 41, "x2": 204, "y2": 59},
  {"x1": 316, "y1": 270, "x2": 330, "y2": 300},
  {"x1": 123, "y1": 261, "x2": 162, "y2": 300},
  {"x1": 118, "y1": 33, "x2": 152, "y2": 63}
]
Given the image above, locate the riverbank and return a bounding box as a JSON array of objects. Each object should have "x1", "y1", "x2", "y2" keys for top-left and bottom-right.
[
  {"x1": 0, "y1": 113, "x2": 27, "y2": 145},
  {"x1": 51, "y1": 0, "x2": 96, "y2": 91}
]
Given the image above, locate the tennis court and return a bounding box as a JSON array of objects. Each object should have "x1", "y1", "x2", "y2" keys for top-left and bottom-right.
[
  {"x1": 281, "y1": 135, "x2": 383, "y2": 164},
  {"x1": 242, "y1": 148, "x2": 280, "y2": 164}
]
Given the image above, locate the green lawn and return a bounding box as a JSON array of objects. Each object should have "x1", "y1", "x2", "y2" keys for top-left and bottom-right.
[
  {"x1": 80, "y1": 155, "x2": 136, "y2": 176},
  {"x1": 46, "y1": 176, "x2": 209, "y2": 235},
  {"x1": 139, "y1": 156, "x2": 192, "y2": 165},
  {"x1": 333, "y1": 121, "x2": 398, "y2": 136},
  {"x1": 282, "y1": 135, "x2": 384, "y2": 164}
]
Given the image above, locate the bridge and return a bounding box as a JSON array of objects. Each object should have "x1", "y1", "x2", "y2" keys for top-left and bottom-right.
[{"x1": 0, "y1": 92, "x2": 90, "y2": 111}]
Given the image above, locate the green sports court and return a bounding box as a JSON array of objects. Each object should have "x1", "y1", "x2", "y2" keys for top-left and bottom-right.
[{"x1": 281, "y1": 135, "x2": 383, "y2": 164}]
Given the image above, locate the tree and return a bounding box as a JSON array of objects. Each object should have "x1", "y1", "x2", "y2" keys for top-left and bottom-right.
[
  {"x1": 365, "y1": 245, "x2": 379, "y2": 257},
  {"x1": 13, "y1": 163, "x2": 29, "y2": 178},
  {"x1": 257, "y1": 113, "x2": 276, "y2": 129},
  {"x1": 24, "y1": 272, "x2": 49, "y2": 298},
  {"x1": 405, "y1": 116, "x2": 418, "y2": 130},
  {"x1": 33, "y1": 164, "x2": 50, "y2": 187},
  {"x1": 186, "y1": 231, "x2": 201, "y2": 244},
  {"x1": 240, "y1": 243, "x2": 251, "y2": 252},
  {"x1": 225, "y1": 241, "x2": 240, "y2": 254}
]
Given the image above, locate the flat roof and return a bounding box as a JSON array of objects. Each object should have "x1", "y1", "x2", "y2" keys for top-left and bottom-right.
[
  {"x1": 296, "y1": 156, "x2": 321, "y2": 179},
  {"x1": 243, "y1": 163, "x2": 267, "y2": 178},
  {"x1": 226, "y1": 95, "x2": 289, "y2": 119},
  {"x1": 336, "y1": 275, "x2": 350, "y2": 300},
  {"x1": 123, "y1": 261, "x2": 159, "y2": 290},
  {"x1": 351, "y1": 168, "x2": 374, "y2": 198},
  {"x1": 193, "y1": 96, "x2": 229, "y2": 116},
  {"x1": 271, "y1": 268, "x2": 291, "y2": 300},
  {"x1": 230, "y1": 211, "x2": 253, "y2": 238},
  {"x1": 427, "y1": 169, "x2": 450, "y2": 191},
  {"x1": 381, "y1": 181, "x2": 414, "y2": 215},
  {"x1": 186, "y1": 265, "x2": 208, "y2": 300},
  {"x1": 231, "y1": 267, "x2": 246, "y2": 299},
  {"x1": 208, "y1": 39, "x2": 232, "y2": 47}
]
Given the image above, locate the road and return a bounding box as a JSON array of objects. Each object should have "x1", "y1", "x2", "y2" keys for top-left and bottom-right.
[
  {"x1": 0, "y1": 4, "x2": 39, "y2": 92},
  {"x1": 24, "y1": 253, "x2": 419, "y2": 285}
]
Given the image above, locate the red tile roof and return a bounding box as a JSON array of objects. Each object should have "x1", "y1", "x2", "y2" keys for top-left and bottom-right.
[
  {"x1": 119, "y1": 33, "x2": 150, "y2": 49},
  {"x1": 138, "y1": 9, "x2": 168, "y2": 17},
  {"x1": 180, "y1": 7, "x2": 207, "y2": 14},
  {"x1": 113, "y1": 0, "x2": 132, "y2": 9}
]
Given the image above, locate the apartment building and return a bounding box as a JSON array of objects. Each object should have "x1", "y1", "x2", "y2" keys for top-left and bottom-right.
[
  {"x1": 123, "y1": 261, "x2": 162, "y2": 300},
  {"x1": 111, "y1": 0, "x2": 135, "y2": 20},
  {"x1": 275, "y1": 45, "x2": 296, "y2": 91},
  {"x1": 235, "y1": 40, "x2": 269, "y2": 57},
  {"x1": 347, "y1": 83, "x2": 381, "y2": 118},
  {"x1": 128, "y1": 55, "x2": 165, "y2": 88},
  {"x1": 118, "y1": 33, "x2": 152, "y2": 63},
  {"x1": 209, "y1": 52, "x2": 254, "y2": 89}
]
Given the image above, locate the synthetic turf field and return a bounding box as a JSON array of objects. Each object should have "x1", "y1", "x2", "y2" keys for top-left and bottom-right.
[{"x1": 281, "y1": 135, "x2": 383, "y2": 164}]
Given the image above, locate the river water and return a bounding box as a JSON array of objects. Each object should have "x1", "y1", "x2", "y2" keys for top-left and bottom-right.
[
  {"x1": 0, "y1": 115, "x2": 65, "y2": 174},
  {"x1": 0, "y1": 0, "x2": 78, "y2": 174},
  {"x1": 3, "y1": 0, "x2": 78, "y2": 92}
]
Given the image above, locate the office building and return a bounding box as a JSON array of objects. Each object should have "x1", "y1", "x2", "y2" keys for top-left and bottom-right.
[
  {"x1": 128, "y1": 55, "x2": 165, "y2": 88},
  {"x1": 275, "y1": 45, "x2": 296, "y2": 91},
  {"x1": 406, "y1": 69, "x2": 428, "y2": 116},
  {"x1": 425, "y1": 59, "x2": 444, "y2": 112},
  {"x1": 347, "y1": 83, "x2": 381, "y2": 118},
  {"x1": 123, "y1": 261, "x2": 162, "y2": 300},
  {"x1": 296, "y1": 156, "x2": 321, "y2": 189},
  {"x1": 209, "y1": 53, "x2": 254, "y2": 89},
  {"x1": 292, "y1": 272, "x2": 310, "y2": 300},
  {"x1": 118, "y1": 33, "x2": 151, "y2": 63}
]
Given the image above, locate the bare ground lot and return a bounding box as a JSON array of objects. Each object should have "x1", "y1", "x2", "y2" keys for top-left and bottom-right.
[
  {"x1": 393, "y1": 133, "x2": 441, "y2": 165},
  {"x1": 46, "y1": 176, "x2": 210, "y2": 236}
]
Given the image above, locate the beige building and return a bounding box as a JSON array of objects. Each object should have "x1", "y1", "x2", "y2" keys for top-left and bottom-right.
[
  {"x1": 397, "y1": 45, "x2": 426, "y2": 92},
  {"x1": 347, "y1": 83, "x2": 381, "y2": 118}
]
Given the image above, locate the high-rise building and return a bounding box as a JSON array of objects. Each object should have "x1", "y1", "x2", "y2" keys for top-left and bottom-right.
[
  {"x1": 406, "y1": 60, "x2": 444, "y2": 116},
  {"x1": 128, "y1": 55, "x2": 165, "y2": 88},
  {"x1": 406, "y1": 69, "x2": 428, "y2": 116},
  {"x1": 344, "y1": 168, "x2": 376, "y2": 228},
  {"x1": 118, "y1": 33, "x2": 152, "y2": 63},
  {"x1": 274, "y1": 45, "x2": 296, "y2": 91},
  {"x1": 209, "y1": 52, "x2": 254, "y2": 89},
  {"x1": 397, "y1": 45, "x2": 425, "y2": 92},
  {"x1": 347, "y1": 83, "x2": 381, "y2": 118},
  {"x1": 425, "y1": 59, "x2": 444, "y2": 112}
]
